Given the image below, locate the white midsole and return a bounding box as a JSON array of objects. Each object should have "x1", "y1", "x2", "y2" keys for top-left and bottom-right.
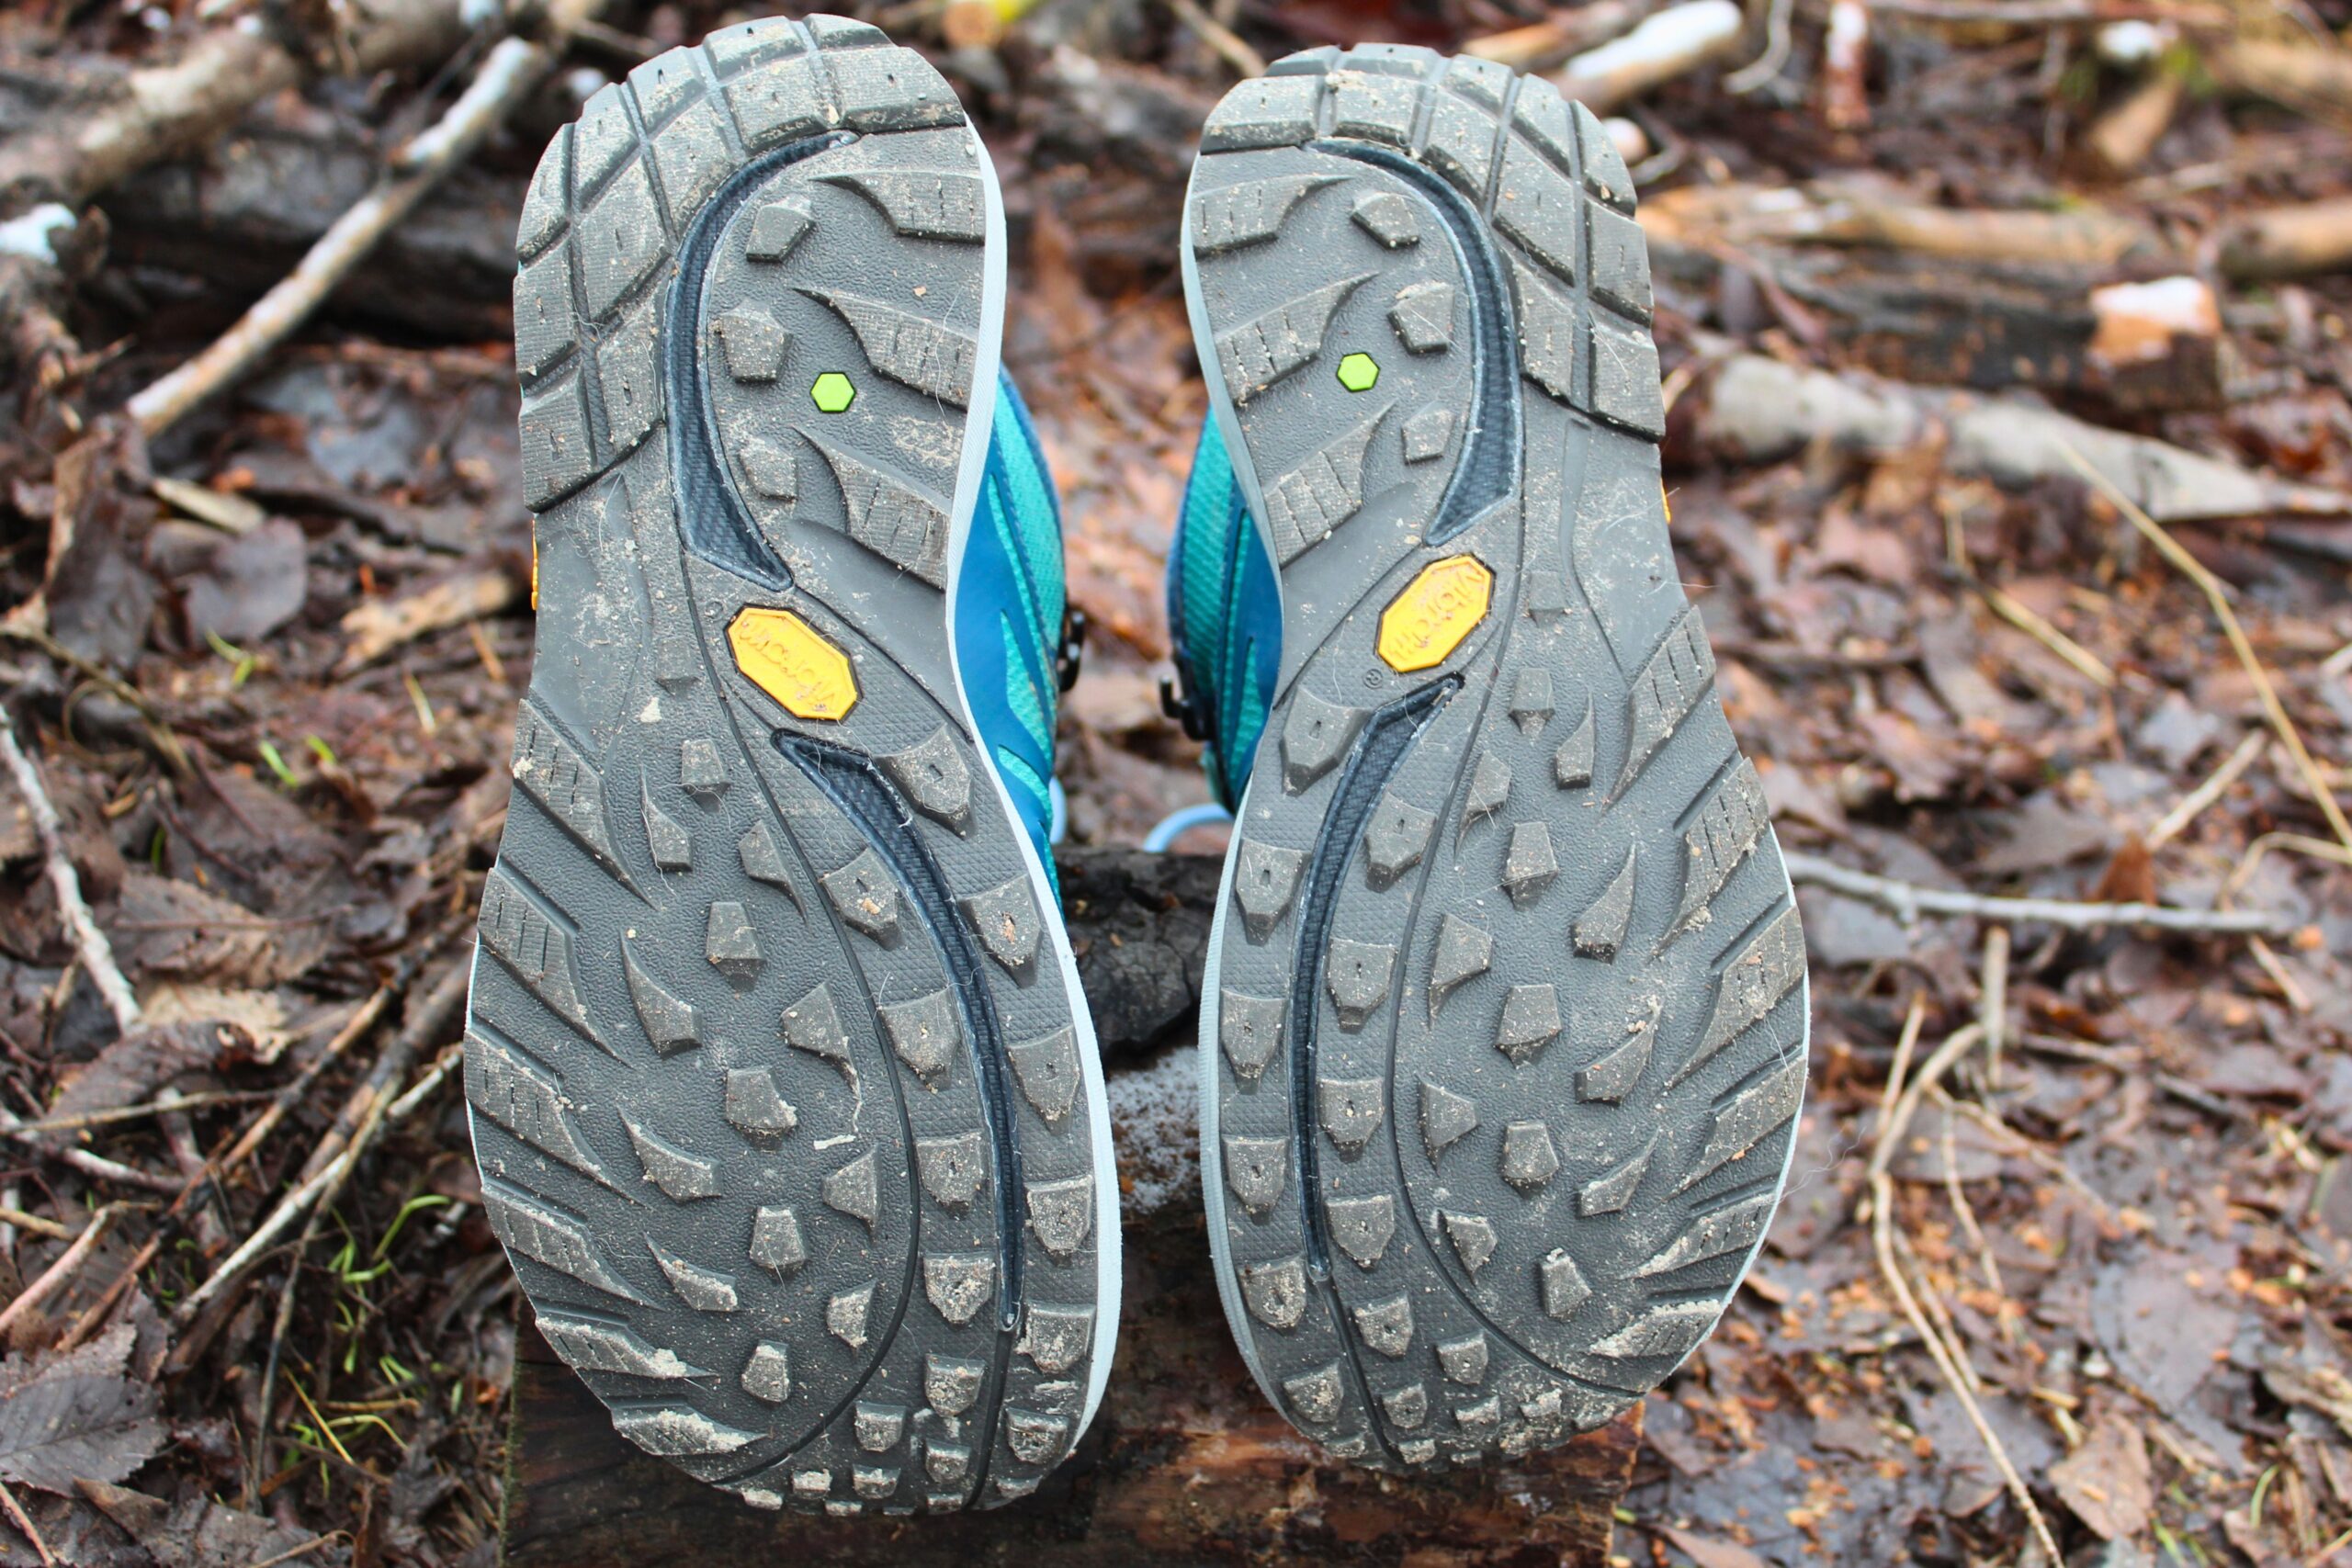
[{"x1": 940, "y1": 128, "x2": 1124, "y2": 1446}]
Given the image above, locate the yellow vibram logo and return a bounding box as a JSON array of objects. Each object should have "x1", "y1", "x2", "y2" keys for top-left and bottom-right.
[
  {"x1": 1377, "y1": 554, "x2": 1493, "y2": 673},
  {"x1": 728, "y1": 607, "x2": 858, "y2": 721}
]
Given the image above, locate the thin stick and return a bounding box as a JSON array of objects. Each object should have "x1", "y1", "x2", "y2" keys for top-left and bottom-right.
[
  {"x1": 1724, "y1": 0, "x2": 1796, "y2": 92},
  {"x1": 0, "y1": 1204, "x2": 123, "y2": 1334},
  {"x1": 1893, "y1": 1222, "x2": 1979, "y2": 1393},
  {"x1": 125, "y1": 28, "x2": 571, "y2": 439},
  {"x1": 1933, "y1": 1089, "x2": 2118, "y2": 1219},
  {"x1": 1980, "y1": 925, "x2": 2009, "y2": 1090},
  {"x1": 2222, "y1": 830, "x2": 2352, "y2": 905},
  {"x1": 385, "y1": 1042, "x2": 464, "y2": 1122},
  {"x1": 1165, "y1": 0, "x2": 1265, "y2": 78},
  {"x1": 1871, "y1": 1171, "x2": 2065, "y2": 1566},
  {"x1": 0, "y1": 1475, "x2": 56, "y2": 1568},
  {"x1": 0, "y1": 1206, "x2": 72, "y2": 1242},
  {"x1": 248, "y1": 1535, "x2": 340, "y2": 1568},
  {"x1": 1875, "y1": 993, "x2": 1928, "y2": 1145},
  {"x1": 174, "y1": 1151, "x2": 347, "y2": 1322},
  {"x1": 57, "y1": 1233, "x2": 160, "y2": 1352},
  {"x1": 249, "y1": 1196, "x2": 331, "y2": 1507},
  {"x1": 0, "y1": 708, "x2": 141, "y2": 1032},
  {"x1": 175, "y1": 956, "x2": 469, "y2": 1322},
  {"x1": 2249, "y1": 936, "x2": 2313, "y2": 1013},
  {"x1": 1783, "y1": 850, "x2": 2293, "y2": 935},
  {"x1": 1, "y1": 1089, "x2": 271, "y2": 1137},
  {"x1": 1977, "y1": 579, "x2": 2116, "y2": 688},
  {"x1": 2149, "y1": 730, "x2": 2266, "y2": 848},
  {"x1": 0, "y1": 1110, "x2": 179, "y2": 1193},
  {"x1": 1866, "y1": 1024, "x2": 1985, "y2": 1186},
  {"x1": 219, "y1": 967, "x2": 412, "y2": 1174},
  {"x1": 2061, "y1": 440, "x2": 2352, "y2": 855},
  {"x1": 1940, "y1": 1111, "x2": 2006, "y2": 1299}
]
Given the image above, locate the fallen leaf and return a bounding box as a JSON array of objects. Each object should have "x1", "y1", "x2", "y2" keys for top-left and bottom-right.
[
  {"x1": 2090, "y1": 1249, "x2": 2241, "y2": 1407},
  {"x1": 2048, "y1": 1413, "x2": 2154, "y2": 1540},
  {"x1": 2262, "y1": 1362, "x2": 2352, "y2": 1443},
  {"x1": 113, "y1": 870, "x2": 328, "y2": 989},
  {"x1": 49, "y1": 1020, "x2": 243, "y2": 1124},
  {"x1": 0, "y1": 1324, "x2": 165, "y2": 1495},
  {"x1": 1656, "y1": 1524, "x2": 1772, "y2": 1568},
  {"x1": 80, "y1": 1477, "x2": 345, "y2": 1568},
  {"x1": 337, "y1": 566, "x2": 515, "y2": 672},
  {"x1": 180, "y1": 517, "x2": 308, "y2": 644}
]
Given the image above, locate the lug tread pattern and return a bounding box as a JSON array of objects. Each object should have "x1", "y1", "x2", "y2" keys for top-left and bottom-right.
[
  {"x1": 1190, "y1": 48, "x2": 1806, "y2": 1473},
  {"x1": 472, "y1": 17, "x2": 1103, "y2": 1517}
]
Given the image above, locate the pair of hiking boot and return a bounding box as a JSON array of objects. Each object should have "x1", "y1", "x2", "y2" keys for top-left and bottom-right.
[{"x1": 465, "y1": 13, "x2": 1809, "y2": 1513}]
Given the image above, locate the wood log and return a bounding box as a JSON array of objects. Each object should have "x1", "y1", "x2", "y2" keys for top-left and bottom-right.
[
  {"x1": 1464, "y1": 2, "x2": 1647, "y2": 73},
  {"x1": 496, "y1": 850, "x2": 1643, "y2": 1564},
  {"x1": 1555, "y1": 0, "x2": 1744, "y2": 115},
  {"x1": 0, "y1": 0, "x2": 469, "y2": 209},
  {"x1": 1679, "y1": 346, "x2": 2352, "y2": 522},
  {"x1": 2219, "y1": 197, "x2": 2352, "y2": 283},
  {"x1": 501, "y1": 1201, "x2": 1642, "y2": 1567},
  {"x1": 105, "y1": 126, "x2": 518, "y2": 342}
]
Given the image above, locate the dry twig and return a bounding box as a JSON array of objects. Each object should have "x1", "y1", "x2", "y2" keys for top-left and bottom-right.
[
  {"x1": 2149, "y1": 731, "x2": 2267, "y2": 848},
  {"x1": 2060, "y1": 441, "x2": 2352, "y2": 856},
  {"x1": 0, "y1": 707, "x2": 141, "y2": 1032},
  {"x1": 1871, "y1": 1172, "x2": 2064, "y2": 1565},
  {"x1": 0, "y1": 1203, "x2": 128, "y2": 1335},
  {"x1": 0, "y1": 1475, "x2": 56, "y2": 1568},
  {"x1": 175, "y1": 956, "x2": 469, "y2": 1323},
  {"x1": 1165, "y1": 0, "x2": 1265, "y2": 78},
  {"x1": 126, "y1": 10, "x2": 595, "y2": 438},
  {"x1": 1783, "y1": 851, "x2": 2294, "y2": 935}
]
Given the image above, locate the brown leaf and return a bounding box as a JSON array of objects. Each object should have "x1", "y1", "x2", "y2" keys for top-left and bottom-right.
[
  {"x1": 80, "y1": 1477, "x2": 345, "y2": 1568},
  {"x1": 2048, "y1": 1414, "x2": 2154, "y2": 1541},
  {"x1": 0, "y1": 1324, "x2": 164, "y2": 1495},
  {"x1": 1656, "y1": 1524, "x2": 1772, "y2": 1568},
  {"x1": 49, "y1": 1020, "x2": 243, "y2": 1124},
  {"x1": 112, "y1": 869, "x2": 327, "y2": 989}
]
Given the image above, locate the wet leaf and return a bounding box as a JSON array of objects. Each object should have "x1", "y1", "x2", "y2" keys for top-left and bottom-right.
[
  {"x1": 2048, "y1": 1413, "x2": 2154, "y2": 1540},
  {"x1": 0, "y1": 1325, "x2": 164, "y2": 1495},
  {"x1": 80, "y1": 1477, "x2": 345, "y2": 1568}
]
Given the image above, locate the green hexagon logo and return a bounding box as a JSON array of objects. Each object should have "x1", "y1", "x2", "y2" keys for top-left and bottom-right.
[
  {"x1": 810, "y1": 372, "x2": 857, "y2": 413},
  {"x1": 1337, "y1": 352, "x2": 1380, "y2": 393}
]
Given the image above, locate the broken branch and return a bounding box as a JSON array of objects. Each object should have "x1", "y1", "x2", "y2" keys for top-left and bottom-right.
[
  {"x1": 1783, "y1": 850, "x2": 2296, "y2": 935},
  {"x1": 126, "y1": 9, "x2": 594, "y2": 439},
  {"x1": 0, "y1": 706, "x2": 141, "y2": 1032}
]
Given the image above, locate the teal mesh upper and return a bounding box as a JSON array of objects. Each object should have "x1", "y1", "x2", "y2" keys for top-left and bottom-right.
[
  {"x1": 1165, "y1": 413, "x2": 1283, "y2": 807},
  {"x1": 954, "y1": 368, "x2": 1067, "y2": 890}
]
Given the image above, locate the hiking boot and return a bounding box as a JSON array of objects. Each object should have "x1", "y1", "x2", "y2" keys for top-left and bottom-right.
[
  {"x1": 1171, "y1": 44, "x2": 1809, "y2": 1469},
  {"x1": 466, "y1": 16, "x2": 1116, "y2": 1513}
]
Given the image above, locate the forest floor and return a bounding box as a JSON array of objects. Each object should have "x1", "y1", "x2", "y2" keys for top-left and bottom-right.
[{"x1": 2, "y1": 0, "x2": 2352, "y2": 1563}]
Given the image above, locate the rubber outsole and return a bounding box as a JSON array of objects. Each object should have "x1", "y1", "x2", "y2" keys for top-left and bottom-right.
[
  {"x1": 466, "y1": 15, "x2": 1115, "y2": 1515},
  {"x1": 1182, "y1": 45, "x2": 1809, "y2": 1472}
]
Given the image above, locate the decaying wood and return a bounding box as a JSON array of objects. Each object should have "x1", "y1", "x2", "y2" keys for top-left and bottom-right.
[
  {"x1": 502, "y1": 1205, "x2": 1642, "y2": 1567},
  {"x1": 0, "y1": 0, "x2": 469, "y2": 209},
  {"x1": 1464, "y1": 2, "x2": 1646, "y2": 73},
  {"x1": 1555, "y1": 0, "x2": 1744, "y2": 115},
  {"x1": 105, "y1": 124, "x2": 516, "y2": 342},
  {"x1": 1684, "y1": 348, "x2": 2352, "y2": 523},
  {"x1": 2086, "y1": 68, "x2": 2183, "y2": 175},
  {"x1": 1821, "y1": 0, "x2": 1871, "y2": 129},
  {"x1": 125, "y1": 2, "x2": 599, "y2": 440},
  {"x1": 0, "y1": 706, "x2": 141, "y2": 1032},
  {"x1": 2218, "y1": 196, "x2": 2352, "y2": 282},
  {"x1": 336, "y1": 568, "x2": 523, "y2": 674},
  {"x1": 1640, "y1": 180, "x2": 2165, "y2": 267},
  {"x1": 2209, "y1": 36, "x2": 2352, "y2": 122}
]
